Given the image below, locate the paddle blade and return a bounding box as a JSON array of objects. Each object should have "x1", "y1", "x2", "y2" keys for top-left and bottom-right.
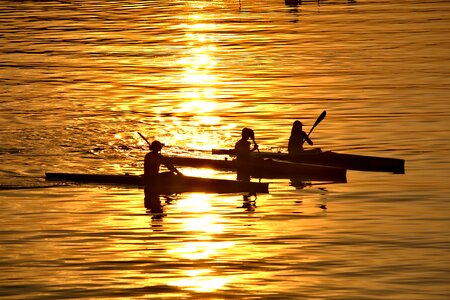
[
  {"x1": 315, "y1": 110, "x2": 326, "y2": 126},
  {"x1": 307, "y1": 110, "x2": 326, "y2": 136}
]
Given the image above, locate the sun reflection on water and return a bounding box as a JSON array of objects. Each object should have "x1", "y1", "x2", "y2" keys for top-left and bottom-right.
[
  {"x1": 168, "y1": 269, "x2": 229, "y2": 293},
  {"x1": 177, "y1": 99, "x2": 218, "y2": 112},
  {"x1": 144, "y1": 12, "x2": 247, "y2": 293},
  {"x1": 169, "y1": 240, "x2": 234, "y2": 260},
  {"x1": 164, "y1": 193, "x2": 237, "y2": 293},
  {"x1": 140, "y1": 13, "x2": 242, "y2": 151}
]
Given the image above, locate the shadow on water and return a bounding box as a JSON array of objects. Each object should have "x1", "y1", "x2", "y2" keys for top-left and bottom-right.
[
  {"x1": 288, "y1": 177, "x2": 345, "y2": 211},
  {"x1": 283, "y1": 0, "x2": 357, "y2": 18},
  {"x1": 285, "y1": 0, "x2": 302, "y2": 8},
  {"x1": 0, "y1": 183, "x2": 68, "y2": 190},
  {"x1": 144, "y1": 191, "x2": 261, "y2": 220},
  {"x1": 285, "y1": 0, "x2": 357, "y2": 7},
  {"x1": 289, "y1": 178, "x2": 345, "y2": 190},
  {"x1": 317, "y1": 0, "x2": 357, "y2": 5},
  {"x1": 144, "y1": 177, "x2": 337, "y2": 218},
  {"x1": 144, "y1": 192, "x2": 262, "y2": 235},
  {"x1": 144, "y1": 192, "x2": 173, "y2": 221},
  {"x1": 241, "y1": 192, "x2": 257, "y2": 212}
]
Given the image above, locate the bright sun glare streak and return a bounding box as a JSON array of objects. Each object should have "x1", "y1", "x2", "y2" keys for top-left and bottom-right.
[
  {"x1": 169, "y1": 269, "x2": 229, "y2": 292},
  {"x1": 177, "y1": 168, "x2": 217, "y2": 178},
  {"x1": 169, "y1": 241, "x2": 234, "y2": 260},
  {"x1": 154, "y1": 11, "x2": 243, "y2": 152},
  {"x1": 181, "y1": 47, "x2": 217, "y2": 85},
  {"x1": 168, "y1": 18, "x2": 228, "y2": 149},
  {"x1": 166, "y1": 191, "x2": 236, "y2": 292},
  {"x1": 178, "y1": 99, "x2": 218, "y2": 112},
  {"x1": 194, "y1": 115, "x2": 221, "y2": 125},
  {"x1": 176, "y1": 193, "x2": 212, "y2": 213}
]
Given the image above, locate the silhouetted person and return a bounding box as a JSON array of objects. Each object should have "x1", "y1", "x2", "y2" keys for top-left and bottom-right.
[
  {"x1": 144, "y1": 141, "x2": 182, "y2": 177},
  {"x1": 144, "y1": 140, "x2": 182, "y2": 210},
  {"x1": 234, "y1": 128, "x2": 259, "y2": 161},
  {"x1": 288, "y1": 120, "x2": 313, "y2": 156},
  {"x1": 234, "y1": 128, "x2": 259, "y2": 181}
]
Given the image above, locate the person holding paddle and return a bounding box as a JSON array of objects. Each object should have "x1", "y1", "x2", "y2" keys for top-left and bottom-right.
[
  {"x1": 141, "y1": 137, "x2": 182, "y2": 212},
  {"x1": 234, "y1": 128, "x2": 259, "y2": 161},
  {"x1": 288, "y1": 120, "x2": 313, "y2": 155},
  {"x1": 288, "y1": 111, "x2": 326, "y2": 156},
  {"x1": 234, "y1": 128, "x2": 259, "y2": 181},
  {"x1": 144, "y1": 140, "x2": 182, "y2": 177}
]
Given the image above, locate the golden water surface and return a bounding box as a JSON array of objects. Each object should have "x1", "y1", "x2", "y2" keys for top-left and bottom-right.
[{"x1": 0, "y1": 0, "x2": 449, "y2": 298}]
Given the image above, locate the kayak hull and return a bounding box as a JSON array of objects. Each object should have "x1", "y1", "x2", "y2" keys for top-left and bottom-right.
[
  {"x1": 211, "y1": 149, "x2": 405, "y2": 174},
  {"x1": 168, "y1": 156, "x2": 347, "y2": 182},
  {"x1": 45, "y1": 172, "x2": 269, "y2": 194}
]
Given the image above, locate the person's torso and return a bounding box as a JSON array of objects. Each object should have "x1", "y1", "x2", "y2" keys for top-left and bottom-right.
[
  {"x1": 288, "y1": 133, "x2": 305, "y2": 155},
  {"x1": 234, "y1": 139, "x2": 251, "y2": 159},
  {"x1": 144, "y1": 152, "x2": 163, "y2": 176}
]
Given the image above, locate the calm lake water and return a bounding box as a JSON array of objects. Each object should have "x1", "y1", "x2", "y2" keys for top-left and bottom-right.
[{"x1": 1, "y1": 0, "x2": 449, "y2": 298}]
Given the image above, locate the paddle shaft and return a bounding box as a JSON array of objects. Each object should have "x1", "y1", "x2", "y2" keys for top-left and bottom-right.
[
  {"x1": 307, "y1": 110, "x2": 326, "y2": 137},
  {"x1": 138, "y1": 132, "x2": 151, "y2": 146}
]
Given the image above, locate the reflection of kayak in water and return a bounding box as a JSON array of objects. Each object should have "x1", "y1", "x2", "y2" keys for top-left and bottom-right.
[{"x1": 45, "y1": 172, "x2": 269, "y2": 194}]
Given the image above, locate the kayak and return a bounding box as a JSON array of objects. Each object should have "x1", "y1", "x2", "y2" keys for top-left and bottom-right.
[
  {"x1": 167, "y1": 156, "x2": 347, "y2": 182},
  {"x1": 211, "y1": 149, "x2": 405, "y2": 174},
  {"x1": 45, "y1": 172, "x2": 269, "y2": 194}
]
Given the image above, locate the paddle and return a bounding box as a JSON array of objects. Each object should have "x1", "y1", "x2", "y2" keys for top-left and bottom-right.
[
  {"x1": 301, "y1": 110, "x2": 326, "y2": 147},
  {"x1": 307, "y1": 110, "x2": 326, "y2": 137},
  {"x1": 252, "y1": 137, "x2": 260, "y2": 153},
  {"x1": 138, "y1": 132, "x2": 151, "y2": 147},
  {"x1": 137, "y1": 132, "x2": 183, "y2": 176}
]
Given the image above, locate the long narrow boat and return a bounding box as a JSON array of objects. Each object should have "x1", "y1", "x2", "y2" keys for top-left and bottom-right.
[
  {"x1": 211, "y1": 149, "x2": 405, "y2": 174},
  {"x1": 45, "y1": 172, "x2": 269, "y2": 194},
  {"x1": 167, "y1": 156, "x2": 347, "y2": 182}
]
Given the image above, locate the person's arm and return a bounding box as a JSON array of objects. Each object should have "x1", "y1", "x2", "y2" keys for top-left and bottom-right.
[
  {"x1": 162, "y1": 156, "x2": 183, "y2": 176},
  {"x1": 249, "y1": 130, "x2": 259, "y2": 152},
  {"x1": 304, "y1": 133, "x2": 314, "y2": 146},
  {"x1": 251, "y1": 141, "x2": 259, "y2": 152}
]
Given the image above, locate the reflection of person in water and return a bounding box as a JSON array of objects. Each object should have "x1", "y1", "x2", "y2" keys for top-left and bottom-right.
[
  {"x1": 242, "y1": 193, "x2": 257, "y2": 212},
  {"x1": 144, "y1": 190, "x2": 163, "y2": 213},
  {"x1": 317, "y1": 0, "x2": 357, "y2": 6},
  {"x1": 285, "y1": 0, "x2": 301, "y2": 7},
  {"x1": 148, "y1": 195, "x2": 176, "y2": 224},
  {"x1": 143, "y1": 140, "x2": 182, "y2": 212},
  {"x1": 290, "y1": 178, "x2": 310, "y2": 190}
]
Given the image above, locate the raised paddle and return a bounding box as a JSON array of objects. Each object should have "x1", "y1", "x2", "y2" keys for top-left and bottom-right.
[
  {"x1": 307, "y1": 110, "x2": 326, "y2": 137},
  {"x1": 301, "y1": 110, "x2": 326, "y2": 147},
  {"x1": 138, "y1": 132, "x2": 151, "y2": 146}
]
